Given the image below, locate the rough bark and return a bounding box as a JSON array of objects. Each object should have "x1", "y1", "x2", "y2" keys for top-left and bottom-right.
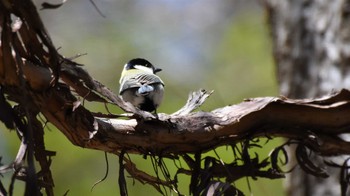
[
  {"x1": 40, "y1": 89, "x2": 350, "y2": 155},
  {"x1": 264, "y1": 0, "x2": 350, "y2": 195}
]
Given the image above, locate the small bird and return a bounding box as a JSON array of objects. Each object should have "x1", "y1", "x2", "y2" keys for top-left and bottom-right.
[{"x1": 119, "y1": 58, "x2": 164, "y2": 113}]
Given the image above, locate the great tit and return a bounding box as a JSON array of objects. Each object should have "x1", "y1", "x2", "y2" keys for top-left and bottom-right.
[{"x1": 119, "y1": 58, "x2": 164, "y2": 113}]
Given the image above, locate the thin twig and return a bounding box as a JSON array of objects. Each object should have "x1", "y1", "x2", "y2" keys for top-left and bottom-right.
[
  {"x1": 119, "y1": 150, "x2": 128, "y2": 196},
  {"x1": 91, "y1": 152, "x2": 109, "y2": 191},
  {"x1": 88, "y1": 0, "x2": 106, "y2": 18}
]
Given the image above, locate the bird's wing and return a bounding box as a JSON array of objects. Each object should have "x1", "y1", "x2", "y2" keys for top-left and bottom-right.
[{"x1": 119, "y1": 73, "x2": 164, "y2": 94}]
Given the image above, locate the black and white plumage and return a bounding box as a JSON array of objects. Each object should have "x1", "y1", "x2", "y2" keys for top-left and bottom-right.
[{"x1": 119, "y1": 58, "x2": 164, "y2": 112}]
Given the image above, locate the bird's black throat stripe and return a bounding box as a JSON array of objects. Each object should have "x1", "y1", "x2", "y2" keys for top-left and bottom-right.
[{"x1": 139, "y1": 97, "x2": 156, "y2": 112}]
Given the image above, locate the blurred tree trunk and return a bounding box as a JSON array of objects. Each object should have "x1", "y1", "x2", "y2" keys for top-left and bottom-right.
[{"x1": 265, "y1": 0, "x2": 350, "y2": 195}]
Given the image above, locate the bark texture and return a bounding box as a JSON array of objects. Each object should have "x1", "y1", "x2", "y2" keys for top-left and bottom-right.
[{"x1": 265, "y1": 0, "x2": 350, "y2": 195}]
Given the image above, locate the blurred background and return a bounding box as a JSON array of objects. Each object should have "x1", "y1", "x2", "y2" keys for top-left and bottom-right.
[{"x1": 0, "y1": 0, "x2": 283, "y2": 195}]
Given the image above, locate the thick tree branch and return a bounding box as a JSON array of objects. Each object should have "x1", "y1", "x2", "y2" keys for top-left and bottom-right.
[{"x1": 38, "y1": 83, "x2": 350, "y2": 156}]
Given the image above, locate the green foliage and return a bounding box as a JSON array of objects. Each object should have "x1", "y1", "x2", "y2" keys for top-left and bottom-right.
[{"x1": 203, "y1": 14, "x2": 278, "y2": 110}]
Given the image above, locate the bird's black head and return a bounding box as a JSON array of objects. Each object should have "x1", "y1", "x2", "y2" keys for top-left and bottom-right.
[{"x1": 124, "y1": 58, "x2": 162, "y2": 73}]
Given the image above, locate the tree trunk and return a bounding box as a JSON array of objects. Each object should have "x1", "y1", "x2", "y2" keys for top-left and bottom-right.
[{"x1": 265, "y1": 0, "x2": 350, "y2": 195}]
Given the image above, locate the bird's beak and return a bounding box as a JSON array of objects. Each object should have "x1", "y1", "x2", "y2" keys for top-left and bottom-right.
[{"x1": 154, "y1": 68, "x2": 162, "y2": 73}]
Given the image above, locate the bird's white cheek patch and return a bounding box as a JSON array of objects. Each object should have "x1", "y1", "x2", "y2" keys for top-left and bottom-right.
[{"x1": 134, "y1": 65, "x2": 154, "y2": 74}]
